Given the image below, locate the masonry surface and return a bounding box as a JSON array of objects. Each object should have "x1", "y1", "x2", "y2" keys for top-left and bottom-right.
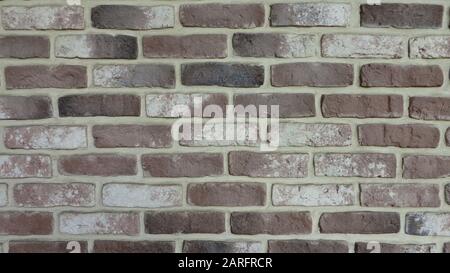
[{"x1": 0, "y1": 0, "x2": 450, "y2": 253}]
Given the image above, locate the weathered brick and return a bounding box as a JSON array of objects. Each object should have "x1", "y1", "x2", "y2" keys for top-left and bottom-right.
[
  {"x1": 92, "y1": 5, "x2": 174, "y2": 30},
  {"x1": 145, "y1": 211, "x2": 225, "y2": 234},
  {"x1": 272, "y1": 63, "x2": 353, "y2": 87},
  {"x1": 142, "y1": 153, "x2": 223, "y2": 177},
  {"x1": 229, "y1": 152, "x2": 308, "y2": 178},
  {"x1": 14, "y1": 183, "x2": 95, "y2": 207},
  {"x1": 445, "y1": 243, "x2": 450, "y2": 253},
  {"x1": 102, "y1": 184, "x2": 182, "y2": 208},
  {"x1": 320, "y1": 212, "x2": 400, "y2": 234},
  {"x1": 0, "y1": 184, "x2": 7, "y2": 206},
  {"x1": 93, "y1": 64, "x2": 175, "y2": 88},
  {"x1": 0, "y1": 96, "x2": 52, "y2": 120},
  {"x1": 315, "y1": 153, "x2": 396, "y2": 178},
  {"x1": 0, "y1": 36, "x2": 49, "y2": 58},
  {"x1": 231, "y1": 212, "x2": 312, "y2": 235},
  {"x1": 322, "y1": 94, "x2": 403, "y2": 118},
  {"x1": 355, "y1": 242, "x2": 436, "y2": 253},
  {"x1": 143, "y1": 35, "x2": 227, "y2": 58},
  {"x1": 446, "y1": 184, "x2": 450, "y2": 204},
  {"x1": 360, "y1": 64, "x2": 443, "y2": 87},
  {"x1": 9, "y1": 241, "x2": 88, "y2": 253},
  {"x1": 93, "y1": 125, "x2": 172, "y2": 148},
  {"x1": 55, "y1": 34, "x2": 137, "y2": 59},
  {"x1": 58, "y1": 95, "x2": 140, "y2": 117},
  {"x1": 410, "y1": 97, "x2": 450, "y2": 121},
  {"x1": 358, "y1": 124, "x2": 439, "y2": 148},
  {"x1": 5, "y1": 65, "x2": 87, "y2": 89},
  {"x1": 446, "y1": 129, "x2": 450, "y2": 146},
  {"x1": 188, "y1": 183, "x2": 266, "y2": 206},
  {"x1": 182, "y1": 63, "x2": 264, "y2": 87},
  {"x1": 5, "y1": 126, "x2": 87, "y2": 149},
  {"x1": 361, "y1": 184, "x2": 440, "y2": 207},
  {"x1": 2, "y1": 6, "x2": 84, "y2": 30},
  {"x1": 0, "y1": 155, "x2": 51, "y2": 178},
  {"x1": 271, "y1": 3, "x2": 351, "y2": 27},
  {"x1": 58, "y1": 154, "x2": 137, "y2": 176},
  {"x1": 233, "y1": 33, "x2": 316, "y2": 58},
  {"x1": 272, "y1": 184, "x2": 355, "y2": 206},
  {"x1": 406, "y1": 213, "x2": 450, "y2": 236},
  {"x1": 234, "y1": 93, "x2": 315, "y2": 118},
  {"x1": 60, "y1": 212, "x2": 139, "y2": 235},
  {"x1": 269, "y1": 240, "x2": 349, "y2": 253},
  {"x1": 403, "y1": 155, "x2": 450, "y2": 179},
  {"x1": 275, "y1": 123, "x2": 351, "y2": 147},
  {"x1": 410, "y1": 36, "x2": 450, "y2": 58},
  {"x1": 0, "y1": 212, "x2": 53, "y2": 235},
  {"x1": 322, "y1": 34, "x2": 404, "y2": 58},
  {"x1": 180, "y1": 4, "x2": 264, "y2": 28},
  {"x1": 183, "y1": 241, "x2": 263, "y2": 253},
  {"x1": 93, "y1": 241, "x2": 174, "y2": 253},
  {"x1": 146, "y1": 93, "x2": 227, "y2": 118},
  {"x1": 361, "y1": 4, "x2": 443, "y2": 29}
]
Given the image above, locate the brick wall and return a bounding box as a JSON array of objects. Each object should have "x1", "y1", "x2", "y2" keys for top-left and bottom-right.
[{"x1": 0, "y1": 0, "x2": 450, "y2": 253}]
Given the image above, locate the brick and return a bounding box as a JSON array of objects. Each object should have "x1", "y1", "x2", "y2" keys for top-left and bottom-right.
[
  {"x1": 446, "y1": 129, "x2": 450, "y2": 146},
  {"x1": 55, "y1": 34, "x2": 137, "y2": 59},
  {"x1": 403, "y1": 155, "x2": 450, "y2": 179},
  {"x1": 0, "y1": 155, "x2": 51, "y2": 178},
  {"x1": 406, "y1": 213, "x2": 450, "y2": 236},
  {"x1": 0, "y1": 212, "x2": 53, "y2": 235},
  {"x1": 358, "y1": 124, "x2": 439, "y2": 148},
  {"x1": 60, "y1": 212, "x2": 139, "y2": 235},
  {"x1": 233, "y1": 33, "x2": 316, "y2": 58},
  {"x1": 143, "y1": 35, "x2": 227, "y2": 58},
  {"x1": 355, "y1": 242, "x2": 436, "y2": 253},
  {"x1": 5, "y1": 126, "x2": 87, "y2": 150},
  {"x1": 9, "y1": 241, "x2": 88, "y2": 253},
  {"x1": 58, "y1": 95, "x2": 140, "y2": 117},
  {"x1": 0, "y1": 184, "x2": 6, "y2": 206},
  {"x1": 320, "y1": 212, "x2": 400, "y2": 234},
  {"x1": 1, "y1": 6, "x2": 84, "y2": 30},
  {"x1": 102, "y1": 184, "x2": 182, "y2": 208},
  {"x1": 0, "y1": 96, "x2": 52, "y2": 120},
  {"x1": 182, "y1": 63, "x2": 264, "y2": 87},
  {"x1": 361, "y1": 184, "x2": 440, "y2": 207},
  {"x1": 234, "y1": 93, "x2": 315, "y2": 118},
  {"x1": 446, "y1": 184, "x2": 450, "y2": 204},
  {"x1": 322, "y1": 94, "x2": 403, "y2": 118},
  {"x1": 360, "y1": 64, "x2": 443, "y2": 87},
  {"x1": 231, "y1": 212, "x2": 312, "y2": 235},
  {"x1": 142, "y1": 153, "x2": 223, "y2": 178},
  {"x1": 410, "y1": 36, "x2": 450, "y2": 58},
  {"x1": 145, "y1": 211, "x2": 225, "y2": 234},
  {"x1": 93, "y1": 125, "x2": 172, "y2": 148},
  {"x1": 146, "y1": 93, "x2": 227, "y2": 118},
  {"x1": 188, "y1": 183, "x2": 266, "y2": 206},
  {"x1": 93, "y1": 64, "x2": 175, "y2": 88},
  {"x1": 93, "y1": 241, "x2": 174, "y2": 253},
  {"x1": 5, "y1": 65, "x2": 87, "y2": 89},
  {"x1": 272, "y1": 184, "x2": 355, "y2": 206},
  {"x1": 361, "y1": 4, "x2": 443, "y2": 29},
  {"x1": 229, "y1": 151, "x2": 308, "y2": 178},
  {"x1": 183, "y1": 241, "x2": 263, "y2": 253},
  {"x1": 314, "y1": 153, "x2": 396, "y2": 178},
  {"x1": 180, "y1": 4, "x2": 264, "y2": 28},
  {"x1": 322, "y1": 34, "x2": 404, "y2": 58},
  {"x1": 58, "y1": 154, "x2": 137, "y2": 176},
  {"x1": 13, "y1": 183, "x2": 95, "y2": 207},
  {"x1": 269, "y1": 240, "x2": 349, "y2": 253},
  {"x1": 92, "y1": 5, "x2": 174, "y2": 30},
  {"x1": 275, "y1": 123, "x2": 351, "y2": 147},
  {"x1": 0, "y1": 36, "x2": 49, "y2": 58},
  {"x1": 445, "y1": 243, "x2": 450, "y2": 253},
  {"x1": 271, "y1": 63, "x2": 353, "y2": 87},
  {"x1": 271, "y1": 3, "x2": 351, "y2": 27},
  {"x1": 410, "y1": 97, "x2": 450, "y2": 121}
]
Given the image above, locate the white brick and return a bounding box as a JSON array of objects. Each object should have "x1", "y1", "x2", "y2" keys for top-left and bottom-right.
[
  {"x1": 0, "y1": 184, "x2": 7, "y2": 206},
  {"x1": 59, "y1": 212, "x2": 139, "y2": 235},
  {"x1": 410, "y1": 36, "x2": 450, "y2": 58},
  {"x1": 272, "y1": 184, "x2": 355, "y2": 206}
]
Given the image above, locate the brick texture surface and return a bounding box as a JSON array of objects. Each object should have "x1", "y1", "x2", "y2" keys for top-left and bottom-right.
[{"x1": 1, "y1": 0, "x2": 450, "y2": 253}]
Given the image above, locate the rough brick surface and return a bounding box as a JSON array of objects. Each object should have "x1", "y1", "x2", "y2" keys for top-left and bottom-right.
[
  {"x1": 0, "y1": 185, "x2": 6, "y2": 207},
  {"x1": 360, "y1": 184, "x2": 440, "y2": 207},
  {"x1": 269, "y1": 240, "x2": 349, "y2": 253},
  {"x1": 272, "y1": 184, "x2": 355, "y2": 206},
  {"x1": 276, "y1": 123, "x2": 352, "y2": 147},
  {"x1": 9, "y1": 241, "x2": 88, "y2": 253},
  {"x1": 406, "y1": 213, "x2": 450, "y2": 236},
  {"x1": 319, "y1": 212, "x2": 400, "y2": 234},
  {"x1": 60, "y1": 212, "x2": 139, "y2": 235},
  {"x1": 355, "y1": 242, "x2": 436, "y2": 253},
  {"x1": 93, "y1": 241, "x2": 174, "y2": 253},
  {"x1": 0, "y1": 212, "x2": 53, "y2": 235},
  {"x1": 231, "y1": 212, "x2": 312, "y2": 235},
  {"x1": 59, "y1": 95, "x2": 140, "y2": 117},
  {"x1": 0, "y1": 96, "x2": 52, "y2": 120},
  {"x1": 145, "y1": 211, "x2": 225, "y2": 234},
  {"x1": 58, "y1": 154, "x2": 137, "y2": 176},
  {"x1": 188, "y1": 183, "x2": 266, "y2": 206},
  {"x1": 410, "y1": 36, "x2": 450, "y2": 58},
  {"x1": 0, "y1": 155, "x2": 51, "y2": 178},
  {"x1": 409, "y1": 97, "x2": 450, "y2": 120},
  {"x1": 93, "y1": 125, "x2": 172, "y2": 148},
  {"x1": 183, "y1": 241, "x2": 262, "y2": 253},
  {"x1": 403, "y1": 156, "x2": 450, "y2": 179},
  {"x1": 0, "y1": 36, "x2": 49, "y2": 58}
]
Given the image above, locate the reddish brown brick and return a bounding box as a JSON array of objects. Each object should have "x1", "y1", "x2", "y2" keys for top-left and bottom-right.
[
  {"x1": 269, "y1": 240, "x2": 349, "y2": 253},
  {"x1": 403, "y1": 155, "x2": 450, "y2": 179},
  {"x1": 360, "y1": 184, "x2": 440, "y2": 207},
  {"x1": 0, "y1": 96, "x2": 52, "y2": 120},
  {"x1": 0, "y1": 36, "x2": 49, "y2": 58},
  {"x1": 58, "y1": 154, "x2": 137, "y2": 176},
  {"x1": 93, "y1": 241, "x2": 174, "y2": 253},
  {"x1": 145, "y1": 211, "x2": 225, "y2": 234},
  {"x1": 93, "y1": 125, "x2": 172, "y2": 148},
  {"x1": 319, "y1": 212, "x2": 400, "y2": 234},
  {"x1": 9, "y1": 241, "x2": 88, "y2": 253},
  {"x1": 410, "y1": 97, "x2": 450, "y2": 121},
  {"x1": 188, "y1": 183, "x2": 266, "y2": 206},
  {"x1": 0, "y1": 212, "x2": 53, "y2": 235},
  {"x1": 0, "y1": 155, "x2": 51, "y2": 178},
  {"x1": 231, "y1": 212, "x2": 312, "y2": 235}
]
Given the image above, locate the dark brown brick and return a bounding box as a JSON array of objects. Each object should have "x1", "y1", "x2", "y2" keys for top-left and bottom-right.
[
  {"x1": 268, "y1": 240, "x2": 349, "y2": 253},
  {"x1": 93, "y1": 241, "x2": 175, "y2": 253},
  {"x1": 58, "y1": 95, "x2": 140, "y2": 117},
  {"x1": 9, "y1": 241, "x2": 88, "y2": 253},
  {"x1": 0, "y1": 96, "x2": 52, "y2": 120},
  {"x1": 403, "y1": 155, "x2": 450, "y2": 179},
  {"x1": 188, "y1": 183, "x2": 266, "y2": 206},
  {"x1": 0, "y1": 212, "x2": 53, "y2": 235},
  {"x1": 58, "y1": 154, "x2": 137, "y2": 176},
  {"x1": 319, "y1": 212, "x2": 400, "y2": 234},
  {"x1": 355, "y1": 242, "x2": 436, "y2": 253},
  {"x1": 410, "y1": 97, "x2": 450, "y2": 121},
  {"x1": 231, "y1": 212, "x2": 312, "y2": 235},
  {"x1": 183, "y1": 241, "x2": 262, "y2": 253},
  {"x1": 145, "y1": 211, "x2": 225, "y2": 234},
  {"x1": 0, "y1": 36, "x2": 49, "y2": 58},
  {"x1": 93, "y1": 125, "x2": 172, "y2": 148}
]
